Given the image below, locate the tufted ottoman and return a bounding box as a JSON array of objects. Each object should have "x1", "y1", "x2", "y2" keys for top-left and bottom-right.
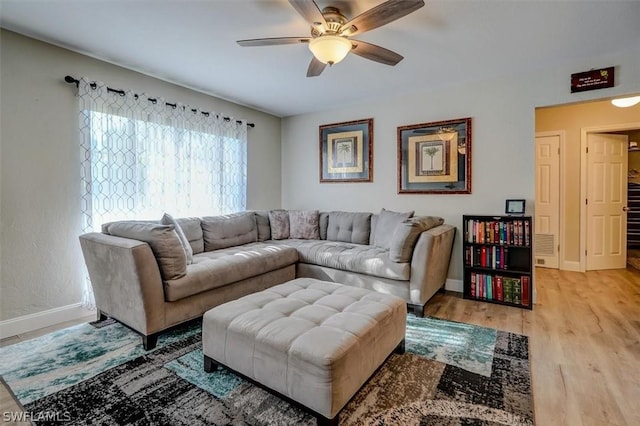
[{"x1": 202, "y1": 277, "x2": 406, "y2": 425}]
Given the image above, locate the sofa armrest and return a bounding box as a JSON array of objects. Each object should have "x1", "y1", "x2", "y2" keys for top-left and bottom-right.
[
  {"x1": 408, "y1": 224, "x2": 456, "y2": 305},
  {"x1": 79, "y1": 233, "x2": 166, "y2": 335}
]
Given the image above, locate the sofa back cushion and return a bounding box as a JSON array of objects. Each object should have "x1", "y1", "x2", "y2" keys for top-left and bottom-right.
[
  {"x1": 289, "y1": 210, "x2": 320, "y2": 239},
  {"x1": 372, "y1": 208, "x2": 414, "y2": 249},
  {"x1": 326, "y1": 211, "x2": 372, "y2": 245},
  {"x1": 389, "y1": 216, "x2": 445, "y2": 262},
  {"x1": 175, "y1": 217, "x2": 204, "y2": 254},
  {"x1": 202, "y1": 212, "x2": 258, "y2": 251},
  {"x1": 269, "y1": 210, "x2": 290, "y2": 240},
  {"x1": 104, "y1": 221, "x2": 187, "y2": 281},
  {"x1": 253, "y1": 210, "x2": 272, "y2": 241}
]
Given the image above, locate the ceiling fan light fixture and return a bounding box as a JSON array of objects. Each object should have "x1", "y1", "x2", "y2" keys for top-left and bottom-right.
[
  {"x1": 611, "y1": 95, "x2": 640, "y2": 108},
  {"x1": 308, "y1": 35, "x2": 352, "y2": 65}
]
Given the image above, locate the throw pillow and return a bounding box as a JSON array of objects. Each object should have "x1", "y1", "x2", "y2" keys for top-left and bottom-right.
[
  {"x1": 289, "y1": 210, "x2": 320, "y2": 239},
  {"x1": 318, "y1": 212, "x2": 330, "y2": 240},
  {"x1": 373, "y1": 208, "x2": 415, "y2": 249},
  {"x1": 175, "y1": 217, "x2": 204, "y2": 254},
  {"x1": 161, "y1": 213, "x2": 194, "y2": 264},
  {"x1": 105, "y1": 221, "x2": 187, "y2": 281},
  {"x1": 252, "y1": 210, "x2": 272, "y2": 241},
  {"x1": 268, "y1": 210, "x2": 290, "y2": 240},
  {"x1": 389, "y1": 216, "x2": 445, "y2": 262}
]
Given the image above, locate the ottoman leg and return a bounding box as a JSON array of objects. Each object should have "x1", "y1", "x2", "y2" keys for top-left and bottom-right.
[
  {"x1": 317, "y1": 414, "x2": 338, "y2": 426},
  {"x1": 394, "y1": 338, "x2": 406, "y2": 355},
  {"x1": 204, "y1": 355, "x2": 219, "y2": 373}
]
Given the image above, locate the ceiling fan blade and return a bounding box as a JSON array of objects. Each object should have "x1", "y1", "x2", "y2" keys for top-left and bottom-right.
[
  {"x1": 289, "y1": 0, "x2": 328, "y2": 32},
  {"x1": 306, "y1": 56, "x2": 327, "y2": 77},
  {"x1": 237, "y1": 37, "x2": 310, "y2": 47},
  {"x1": 339, "y1": 0, "x2": 425, "y2": 36},
  {"x1": 350, "y1": 40, "x2": 403, "y2": 66}
]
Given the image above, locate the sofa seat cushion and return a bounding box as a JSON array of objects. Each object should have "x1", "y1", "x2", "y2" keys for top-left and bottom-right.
[
  {"x1": 163, "y1": 242, "x2": 299, "y2": 301},
  {"x1": 270, "y1": 239, "x2": 410, "y2": 281}
]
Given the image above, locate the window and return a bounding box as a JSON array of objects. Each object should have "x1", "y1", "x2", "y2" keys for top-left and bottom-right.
[
  {"x1": 77, "y1": 78, "x2": 248, "y2": 306},
  {"x1": 82, "y1": 110, "x2": 247, "y2": 231}
]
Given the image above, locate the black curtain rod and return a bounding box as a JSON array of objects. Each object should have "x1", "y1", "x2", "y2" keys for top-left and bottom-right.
[{"x1": 64, "y1": 76, "x2": 255, "y2": 128}]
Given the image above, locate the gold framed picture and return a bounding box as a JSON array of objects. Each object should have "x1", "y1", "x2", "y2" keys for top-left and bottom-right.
[
  {"x1": 397, "y1": 117, "x2": 472, "y2": 194},
  {"x1": 319, "y1": 118, "x2": 373, "y2": 183}
]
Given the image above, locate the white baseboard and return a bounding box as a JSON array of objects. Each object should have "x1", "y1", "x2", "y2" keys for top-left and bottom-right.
[
  {"x1": 561, "y1": 261, "x2": 582, "y2": 272},
  {"x1": 0, "y1": 303, "x2": 95, "y2": 340},
  {"x1": 444, "y1": 278, "x2": 463, "y2": 293}
]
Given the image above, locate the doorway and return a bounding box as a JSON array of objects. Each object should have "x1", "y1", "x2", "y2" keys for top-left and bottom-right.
[
  {"x1": 535, "y1": 97, "x2": 640, "y2": 272},
  {"x1": 580, "y1": 124, "x2": 640, "y2": 271}
]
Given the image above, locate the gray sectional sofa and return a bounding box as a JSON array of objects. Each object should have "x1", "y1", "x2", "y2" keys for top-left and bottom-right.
[{"x1": 79, "y1": 209, "x2": 455, "y2": 349}]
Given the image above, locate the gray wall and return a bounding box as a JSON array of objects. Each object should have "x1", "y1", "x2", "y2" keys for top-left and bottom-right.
[
  {"x1": 0, "y1": 30, "x2": 282, "y2": 321},
  {"x1": 281, "y1": 44, "x2": 640, "y2": 283}
]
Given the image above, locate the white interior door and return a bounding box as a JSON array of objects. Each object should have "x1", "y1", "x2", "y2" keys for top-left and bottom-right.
[
  {"x1": 535, "y1": 135, "x2": 560, "y2": 268},
  {"x1": 586, "y1": 133, "x2": 628, "y2": 270}
]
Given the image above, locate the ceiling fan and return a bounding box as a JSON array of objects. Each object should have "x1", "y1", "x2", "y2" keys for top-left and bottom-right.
[{"x1": 237, "y1": 0, "x2": 425, "y2": 77}]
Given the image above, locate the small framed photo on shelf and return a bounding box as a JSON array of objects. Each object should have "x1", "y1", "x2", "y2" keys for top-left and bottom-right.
[
  {"x1": 319, "y1": 118, "x2": 373, "y2": 183},
  {"x1": 505, "y1": 199, "x2": 526, "y2": 215}
]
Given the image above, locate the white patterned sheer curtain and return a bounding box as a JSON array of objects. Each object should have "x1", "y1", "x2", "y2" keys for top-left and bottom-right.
[{"x1": 78, "y1": 78, "x2": 247, "y2": 307}]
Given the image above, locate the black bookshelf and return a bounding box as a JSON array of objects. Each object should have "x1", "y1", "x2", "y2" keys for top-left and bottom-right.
[{"x1": 462, "y1": 215, "x2": 533, "y2": 310}]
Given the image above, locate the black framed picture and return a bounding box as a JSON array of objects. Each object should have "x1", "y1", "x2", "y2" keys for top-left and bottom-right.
[{"x1": 505, "y1": 199, "x2": 526, "y2": 215}]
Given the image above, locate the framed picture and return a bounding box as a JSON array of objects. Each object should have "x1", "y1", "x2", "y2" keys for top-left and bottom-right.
[
  {"x1": 319, "y1": 118, "x2": 373, "y2": 183},
  {"x1": 397, "y1": 117, "x2": 472, "y2": 194},
  {"x1": 506, "y1": 199, "x2": 526, "y2": 215}
]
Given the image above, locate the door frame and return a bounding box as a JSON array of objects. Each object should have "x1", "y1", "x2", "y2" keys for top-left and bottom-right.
[
  {"x1": 580, "y1": 122, "x2": 640, "y2": 271},
  {"x1": 535, "y1": 130, "x2": 566, "y2": 270}
]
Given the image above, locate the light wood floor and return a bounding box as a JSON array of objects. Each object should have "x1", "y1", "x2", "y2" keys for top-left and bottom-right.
[
  {"x1": 425, "y1": 267, "x2": 640, "y2": 426},
  {"x1": 1, "y1": 267, "x2": 638, "y2": 425}
]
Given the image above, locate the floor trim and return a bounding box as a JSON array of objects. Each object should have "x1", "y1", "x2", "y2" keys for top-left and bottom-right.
[
  {"x1": 0, "y1": 303, "x2": 95, "y2": 340},
  {"x1": 445, "y1": 278, "x2": 463, "y2": 293}
]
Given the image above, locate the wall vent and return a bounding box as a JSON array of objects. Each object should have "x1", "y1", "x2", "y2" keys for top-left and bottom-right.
[{"x1": 535, "y1": 233, "x2": 555, "y2": 256}]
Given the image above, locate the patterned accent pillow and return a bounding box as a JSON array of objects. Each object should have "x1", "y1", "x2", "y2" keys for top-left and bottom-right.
[
  {"x1": 289, "y1": 210, "x2": 320, "y2": 239},
  {"x1": 268, "y1": 210, "x2": 290, "y2": 240}
]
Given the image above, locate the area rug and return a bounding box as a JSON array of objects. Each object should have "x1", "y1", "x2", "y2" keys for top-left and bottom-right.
[{"x1": 0, "y1": 316, "x2": 534, "y2": 425}]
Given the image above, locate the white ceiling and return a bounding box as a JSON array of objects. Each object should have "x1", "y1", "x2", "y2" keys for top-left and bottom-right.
[{"x1": 1, "y1": 0, "x2": 639, "y2": 117}]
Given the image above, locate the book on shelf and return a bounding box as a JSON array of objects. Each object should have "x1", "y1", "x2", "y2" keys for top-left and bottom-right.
[
  {"x1": 496, "y1": 276, "x2": 504, "y2": 301},
  {"x1": 503, "y1": 278, "x2": 513, "y2": 303},
  {"x1": 522, "y1": 276, "x2": 530, "y2": 306},
  {"x1": 470, "y1": 272, "x2": 476, "y2": 298},
  {"x1": 512, "y1": 278, "x2": 521, "y2": 304}
]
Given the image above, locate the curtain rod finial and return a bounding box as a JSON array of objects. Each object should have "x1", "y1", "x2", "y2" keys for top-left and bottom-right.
[{"x1": 64, "y1": 75, "x2": 79, "y2": 87}]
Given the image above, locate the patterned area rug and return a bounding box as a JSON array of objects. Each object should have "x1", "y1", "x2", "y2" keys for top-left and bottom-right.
[{"x1": 0, "y1": 316, "x2": 534, "y2": 425}]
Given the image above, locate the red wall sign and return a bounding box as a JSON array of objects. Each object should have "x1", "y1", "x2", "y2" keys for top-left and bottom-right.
[{"x1": 571, "y1": 67, "x2": 615, "y2": 93}]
